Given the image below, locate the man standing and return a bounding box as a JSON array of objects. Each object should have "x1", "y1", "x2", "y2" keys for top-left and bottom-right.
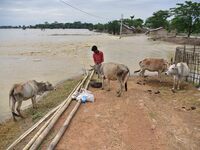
[{"x1": 91, "y1": 45, "x2": 104, "y2": 65}]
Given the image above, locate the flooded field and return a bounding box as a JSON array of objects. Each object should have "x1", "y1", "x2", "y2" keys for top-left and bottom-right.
[{"x1": 0, "y1": 29, "x2": 180, "y2": 122}]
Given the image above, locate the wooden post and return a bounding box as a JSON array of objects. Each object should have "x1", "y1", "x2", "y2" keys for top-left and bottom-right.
[
  {"x1": 183, "y1": 45, "x2": 186, "y2": 62},
  {"x1": 119, "y1": 14, "x2": 123, "y2": 39}
]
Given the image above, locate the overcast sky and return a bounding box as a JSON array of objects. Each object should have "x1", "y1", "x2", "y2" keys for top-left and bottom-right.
[{"x1": 0, "y1": 0, "x2": 197, "y2": 26}]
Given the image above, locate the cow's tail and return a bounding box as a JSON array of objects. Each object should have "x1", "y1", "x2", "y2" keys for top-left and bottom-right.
[
  {"x1": 134, "y1": 69, "x2": 141, "y2": 73},
  {"x1": 124, "y1": 68, "x2": 130, "y2": 91},
  {"x1": 134, "y1": 60, "x2": 143, "y2": 73},
  {"x1": 9, "y1": 86, "x2": 20, "y2": 118}
]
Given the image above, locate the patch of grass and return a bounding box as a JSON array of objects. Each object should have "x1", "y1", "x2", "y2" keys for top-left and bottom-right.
[
  {"x1": 0, "y1": 77, "x2": 81, "y2": 149},
  {"x1": 149, "y1": 111, "x2": 157, "y2": 119}
]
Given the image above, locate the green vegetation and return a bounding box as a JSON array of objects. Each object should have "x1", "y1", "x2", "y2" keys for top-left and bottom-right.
[
  {"x1": 0, "y1": 1, "x2": 199, "y2": 36},
  {"x1": 145, "y1": 1, "x2": 200, "y2": 37},
  {"x1": 145, "y1": 10, "x2": 170, "y2": 29},
  {"x1": 170, "y1": 1, "x2": 200, "y2": 37}
]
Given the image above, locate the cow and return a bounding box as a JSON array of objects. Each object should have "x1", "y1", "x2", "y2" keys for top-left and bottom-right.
[
  {"x1": 91, "y1": 62, "x2": 130, "y2": 97},
  {"x1": 165, "y1": 62, "x2": 190, "y2": 90},
  {"x1": 134, "y1": 58, "x2": 169, "y2": 81},
  {"x1": 9, "y1": 80, "x2": 54, "y2": 121}
]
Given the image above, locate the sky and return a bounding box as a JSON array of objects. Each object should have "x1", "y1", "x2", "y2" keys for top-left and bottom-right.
[{"x1": 0, "y1": 0, "x2": 198, "y2": 26}]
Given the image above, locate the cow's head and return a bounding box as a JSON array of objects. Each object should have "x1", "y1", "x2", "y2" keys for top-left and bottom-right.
[
  {"x1": 163, "y1": 61, "x2": 170, "y2": 72},
  {"x1": 39, "y1": 81, "x2": 55, "y2": 93},
  {"x1": 165, "y1": 64, "x2": 178, "y2": 76},
  {"x1": 90, "y1": 64, "x2": 102, "y2": 78}
]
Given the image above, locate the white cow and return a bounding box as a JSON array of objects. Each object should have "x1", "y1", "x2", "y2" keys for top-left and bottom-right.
[
  {"x1": 165, "y1": 62, "x2": 190, "y2": 90},
  {"x1": 91, "y1": 62, "x2": 130, "y2": 97},
  {"x1": 9, "y1": 80, "x2": 55, "y2": 121}
]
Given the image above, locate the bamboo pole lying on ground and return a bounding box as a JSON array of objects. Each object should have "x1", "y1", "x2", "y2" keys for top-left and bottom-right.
[
  {"x1": 22, "y1": 79, "x2": 84, "y2": 150},
  {"x1": 7, "y1": 80, "x2": 83, "y2": 150},
  {"x1": 28, "y1": 74, "x2": 89, "y2": 150},
  {"x1": 7, "y1": 105, "x2": 59, "y2": 150},
  {"x1": 47, "y1": 71, "x2": 94, "y2": 150}
]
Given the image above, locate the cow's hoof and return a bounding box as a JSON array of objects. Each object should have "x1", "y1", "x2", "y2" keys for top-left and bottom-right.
[
  {"x1": 171, "y1": 89, "x2": 176, "y2": 93},
  {"x1": 116, "y1": 94, "x2": 121, "y2": 97},
  {"x1": 33, "y1": 106, "x2": 38, "y2": 109},
  {"x1": 19, "y1": 114, "x2": 25, "y2": 118}
]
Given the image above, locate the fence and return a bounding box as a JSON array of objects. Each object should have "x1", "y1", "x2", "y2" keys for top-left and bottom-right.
[{"x1": 175, "y1": 45, "x2": 200, "y2": 85}]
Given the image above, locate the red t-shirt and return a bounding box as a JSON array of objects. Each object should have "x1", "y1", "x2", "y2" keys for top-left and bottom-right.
[{"x1": 93, "y1": 51, "x2": 104, "y2": 64}]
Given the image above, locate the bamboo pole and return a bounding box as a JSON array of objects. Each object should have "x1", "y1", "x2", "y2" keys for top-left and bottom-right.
[
  {"x1": 7, "y1": 79, "x2": 83, "y2": 150},
  {"x1": 47, "y1": 71, "x2": 94, "y2": 150},
  {"x1": 22, "y1": 79, "x2": 84, "y2": 150},
  {"x1": 7, "y1": 105, "x2": 58, "y2": 150},
  {"x1": 22, "y1": 76, "x2": 87, "y2": 150},
  {"x1": 28, "y1": 74, "x2": 89, "y2": 150}
]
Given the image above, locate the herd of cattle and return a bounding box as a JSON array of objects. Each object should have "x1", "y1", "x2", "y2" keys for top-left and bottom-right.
[{"x1": 9, "y1": 58, "x2": 190, "y2": 121}]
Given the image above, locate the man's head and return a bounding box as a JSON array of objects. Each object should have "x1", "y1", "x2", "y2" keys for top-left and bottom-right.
[{"x1": 91, "y1": 45, "x2": 99, "y2": 53}]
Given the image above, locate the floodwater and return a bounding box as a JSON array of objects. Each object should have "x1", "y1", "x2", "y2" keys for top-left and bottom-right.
[{"x1": 0, "y1": 29, "x2": 179, "y2": 122}]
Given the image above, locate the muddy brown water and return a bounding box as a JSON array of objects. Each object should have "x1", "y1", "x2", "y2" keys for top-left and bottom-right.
[{"x1": 0, "y1": 29, "x2": 180, "y2": 122}]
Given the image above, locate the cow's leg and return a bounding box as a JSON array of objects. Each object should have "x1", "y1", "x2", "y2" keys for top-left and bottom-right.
[
  {"x1": 172, "y1": 76, "x2": 176, "y2": 90},
  {"x1": 158, "y1": 71, "x2": 162, "y2": 82},
  {"x1": 101, "y1": 77, "x2": 105, "y2": 90},
  {"x1": 11, "y1": 98, "x2": 17, "y2": 121},
  {"x1": 31, "y1": 96, "x2": 37, "y2": 108},
  {"x1": 116, "y1": 78, "x2": 123, "y2": 97},
  {"x1": 106, "y1": 79, "x2": 111, "y2": 91},
  {"x1": 140, "y1": 69, "x2": 145, "y2": 77},
  {"x1": 16, "y1": 101, "x2": 24, "y2": 118},
  {"x1": 177, "y1": 78, "x2": 181, "y2": 90}
]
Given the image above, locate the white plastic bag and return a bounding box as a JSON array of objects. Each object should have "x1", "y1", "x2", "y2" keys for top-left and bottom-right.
[{"x1": 76, "y1": 88, "x2": 94, "y2": 103}]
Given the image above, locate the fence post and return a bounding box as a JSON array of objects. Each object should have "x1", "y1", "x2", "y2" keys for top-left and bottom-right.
[{"x1": 183, "y1": 45, "x2": 186, "y2": 62}]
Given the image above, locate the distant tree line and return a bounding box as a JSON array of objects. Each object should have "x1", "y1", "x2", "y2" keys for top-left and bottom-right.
[{"x1": 0, "y1": 1, "x2": 199, "y2": 37}]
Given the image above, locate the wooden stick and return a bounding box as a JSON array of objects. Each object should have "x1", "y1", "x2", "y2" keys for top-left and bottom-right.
[
  {"x1": 28, "y1": 74, "x2": 89, "y2": 150},
  {"x1": 7, "y1": 79, "x2": 82, "y2": 150},
  {"x1": 47, "y1": 71, "x2": 94, "y2": 150}
]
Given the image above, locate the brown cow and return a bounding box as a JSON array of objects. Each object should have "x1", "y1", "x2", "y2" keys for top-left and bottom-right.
[
  {"x1": 134, "y1": 58, "x2": 169, "y2": 80},
  {"x1": 9, "y1": 80, "x2": 54, "y2": 121}
]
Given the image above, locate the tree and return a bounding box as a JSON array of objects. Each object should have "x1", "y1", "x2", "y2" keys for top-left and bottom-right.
[
  {"x1": 145, "y1": 10, "x2": 170, "y2": 29},
  {"x1": 170, "y1": 1, "x2": 200, "y2": 37},
  {"x1": 123, "y1": 18, "x2": 143, "y2": 27},
  {"x1": 107, "y1": 20, "x2": 120, "y2": 35},
  {"x1": 132, "y1": 18, "x2": 143, "y2": 27}
]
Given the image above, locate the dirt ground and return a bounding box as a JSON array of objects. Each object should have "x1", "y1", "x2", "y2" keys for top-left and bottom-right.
[{"x1": 53, "y1": 76, "x2": 200, "y2": 150}]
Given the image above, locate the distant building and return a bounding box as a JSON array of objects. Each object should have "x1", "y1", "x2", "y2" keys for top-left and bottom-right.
[
  {"x1": 145, "y1": 27, "x2": 176, "y2": 40},
  {"x1": 122, "y1": 24, "x2": 147, "y2": 34}
]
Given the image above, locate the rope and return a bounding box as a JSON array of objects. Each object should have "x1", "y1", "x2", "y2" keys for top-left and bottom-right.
[{"x1": 60, "y1": 0, "x2": 105, "y2": 19}]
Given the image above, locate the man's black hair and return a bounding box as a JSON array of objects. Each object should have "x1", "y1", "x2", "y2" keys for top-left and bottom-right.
[{"x1": 91, "y1": 45, "x2": 98, "y2": 51}]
